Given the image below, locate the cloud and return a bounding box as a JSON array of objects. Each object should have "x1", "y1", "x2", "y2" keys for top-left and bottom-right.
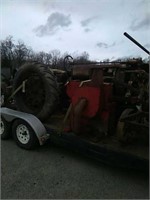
[
  {"x1": 34, "y1": 12, "x2": 72, "y2": 37},
  {"x1": 81, "y1": 16, "x2": 99, "y2": 32},
  {"x1": 97, "y1": 42, "x2": 108, "y2": 48},
  {"x1": 129, "y1": 14, "x2": 150, "y2": 31},
  {"x1": 144, "y1": 43, "x2": 150, "y2": 49},
  {"x1": 81, "y1": 16, "x2": 98, "y2": 27},
  {"x1": 96, "y1": 42, "x2": 116, "y2": 48},
  {"x1": 84, "y1": 28, "x2": 91, "y2": 32}
]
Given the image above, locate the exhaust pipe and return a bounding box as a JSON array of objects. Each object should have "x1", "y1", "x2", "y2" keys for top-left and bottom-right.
[{"x1": 124, "y1": 32, "x2": 149, "y2": 55}]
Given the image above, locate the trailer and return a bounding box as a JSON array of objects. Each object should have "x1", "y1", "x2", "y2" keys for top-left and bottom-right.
[{"x1": 0, "y1": 107, "x2": 148, "y2": 171}]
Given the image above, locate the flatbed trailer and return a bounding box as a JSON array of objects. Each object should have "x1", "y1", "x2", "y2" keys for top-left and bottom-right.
[
  {"x1": 1, "y1": 108, "x2": 148, "y2": 172},
  {"x1": 44, "y1": 114, "x2": 149, "y2": 171},
  {"x1": 46, "y1": 129, "x2": 148, "y2": 171}
]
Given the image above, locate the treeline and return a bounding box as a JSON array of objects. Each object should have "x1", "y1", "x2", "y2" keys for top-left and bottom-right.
[
  {"x1": 0, "y1": 36, "x2": 90, "y2": 71},
  {"x1": 1, "y1": 36, "x2": 149, "y2": 72}
]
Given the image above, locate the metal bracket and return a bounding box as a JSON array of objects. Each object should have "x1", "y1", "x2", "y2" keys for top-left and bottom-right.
[{"x1": 7, "y1": 80, "x2": 27, "y2": 101}]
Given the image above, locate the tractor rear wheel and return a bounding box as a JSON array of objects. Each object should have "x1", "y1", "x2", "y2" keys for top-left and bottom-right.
[{"x1": 13, "y1": 62, "x2": 59, "y2": 121}]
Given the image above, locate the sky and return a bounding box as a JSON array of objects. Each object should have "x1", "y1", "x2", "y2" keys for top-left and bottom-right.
[{"x1": 1, "y1": 0, "x2": 150, "y2": 61}]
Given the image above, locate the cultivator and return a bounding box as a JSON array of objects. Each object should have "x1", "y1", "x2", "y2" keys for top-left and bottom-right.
[{"x1": 117, "y1": 110, "x2": 149, "y2": 143}]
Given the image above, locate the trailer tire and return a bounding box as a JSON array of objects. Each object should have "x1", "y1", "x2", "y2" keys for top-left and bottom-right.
[
  {"x1": 12, "y1": 119, "x2": 39, "y2": 150},
  {"x1": 13, "y1": 62, "x2": 59, "y2": 121},
  {"x1": 0, "y1": 117, "x2": 11, "y2": 140}
]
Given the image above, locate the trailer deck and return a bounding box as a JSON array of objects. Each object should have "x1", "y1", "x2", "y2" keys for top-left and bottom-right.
[{"x1": 44, "y1": 113, "x2": 149, "y2": 171}]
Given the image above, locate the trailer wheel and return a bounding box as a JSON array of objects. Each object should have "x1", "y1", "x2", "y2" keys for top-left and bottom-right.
[
  {"x1": 13, "y1": 62, "x2": 59, "y2": 121},
  {"x1": 12, "y1": 119, "x2": 39, "y2": 149},
  {"x1": 0, "y1": 117, "x2": 11, "y2": 139}
]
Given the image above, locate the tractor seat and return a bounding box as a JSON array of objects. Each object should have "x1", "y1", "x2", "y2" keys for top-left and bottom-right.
[{"x1": 72, "y1": 65, "x2": 92, "y2": 80}]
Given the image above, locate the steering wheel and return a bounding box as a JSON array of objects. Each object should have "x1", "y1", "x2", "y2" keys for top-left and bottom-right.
[{"x1": 63, "y1": 55, "x2": 74, "y2": 74}]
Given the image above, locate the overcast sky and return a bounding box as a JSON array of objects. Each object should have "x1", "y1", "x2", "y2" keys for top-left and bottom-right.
[{"x1": 1, "y1": 0, "x2": 150, "y2": 61}]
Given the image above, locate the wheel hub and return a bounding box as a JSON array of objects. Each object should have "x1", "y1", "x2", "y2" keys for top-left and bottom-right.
[{"x1": 16, "y1": 124, "x2": 30, "y2": 144}]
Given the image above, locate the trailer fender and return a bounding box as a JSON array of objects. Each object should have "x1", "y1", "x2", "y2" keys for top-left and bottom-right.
[{"x1": 0, "y1": 107, "x2": 49, "y2": 145}]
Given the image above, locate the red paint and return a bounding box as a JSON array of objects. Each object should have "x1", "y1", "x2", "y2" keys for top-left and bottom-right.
[
  {"x1": 66, "y1": 81, "x2": 80, "y2": 99},
  {"x1": 72, "y1": 87, "x2": 100, "y2": 118},
  {"x1": 103, "y1": 83, "x2": 113, "y2": 110},
  {"x1": 66, "y1": 81, "x2": 101, "y2": 118},
  {"x1": 66, "y1": 80, "x2": 116, "y2": 133}
]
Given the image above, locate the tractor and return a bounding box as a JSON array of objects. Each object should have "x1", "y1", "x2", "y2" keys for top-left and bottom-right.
[{"x1": 0, "y1": 32, "x2": 149, "y2": 171}]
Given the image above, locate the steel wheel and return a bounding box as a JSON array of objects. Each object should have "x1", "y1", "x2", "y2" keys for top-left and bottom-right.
[
  {"x1": 12, "y1": 119, "x2": 39, "y2": 149},
  {"x1": 116, "y1": 108, "x2": 135, "y2": 142},
  {"x1": 16, "y1": 124, "x2": 30, "y2": 144}
]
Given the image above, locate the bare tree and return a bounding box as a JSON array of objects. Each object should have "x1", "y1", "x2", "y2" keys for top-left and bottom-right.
[
  {"x1": 73, "y1": 51, "x2": 89, "y2": 63},
  {"x1": 50, "y1": 49, "x2": 61, "y2": 68},
  {"x1": 1, "y1": 36, "x2": 15, "y2": 69},
  {"x1": 14, "y1": 40, "x2": 29, "y2": 67},
  {"x1": 35, "y1": 51, "x2": 46, "y2": 63},
  {"x1": 44, "y1": 52, "x2": 52, "y2": 65}
]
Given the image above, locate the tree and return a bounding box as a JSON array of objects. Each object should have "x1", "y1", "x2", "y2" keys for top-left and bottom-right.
[
  {"x1": 1, "y1": 36, "x2": 35, "y2": 71},
  {"x1": 14, "y1": 40, "x2": 29, "y2": 67},
  {"x1": 35, "y1": 51, "x2": 46, "y2": 63},
  {"x1": 73, "y1": 51, "x2": 89, "y2": 63},
  {"x1": 1, "y1": 35, "x2": 95, "y2": 73},
  {"x1": 44, "y1": 52, "x2": 52, "y2": 65},
  {"x1": 50, "y1": 49, "x2": 61, "y2": 68},
  {"x1": 1, "y1": 36, "x2": 15, "y2": 69}
]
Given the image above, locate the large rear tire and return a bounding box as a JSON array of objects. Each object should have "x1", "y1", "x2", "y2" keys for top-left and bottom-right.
[{"x1": 13, "y1": 62, "x2": 59, "y2": 121}]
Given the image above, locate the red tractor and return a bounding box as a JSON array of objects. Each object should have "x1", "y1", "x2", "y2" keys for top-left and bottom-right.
[{"x1": 1, "y1": 33, "x2": 149, "y2": 171}]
